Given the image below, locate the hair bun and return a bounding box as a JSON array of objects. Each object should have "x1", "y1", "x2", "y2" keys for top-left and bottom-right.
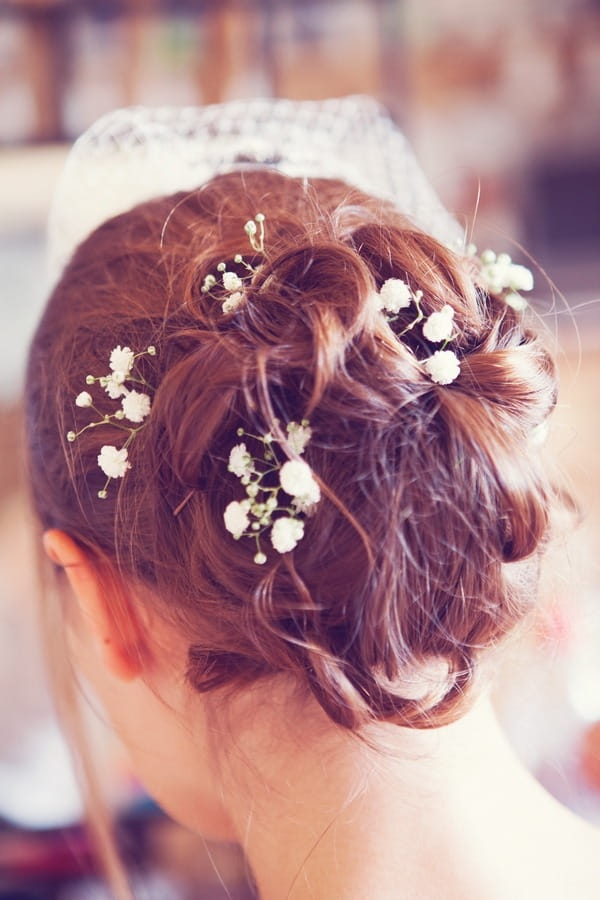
[
  {"x1": 238, "y1": 240, "x2": 377, "y2": 401},
  {"x1": 27, "y1": 170, "x2": 571, "y2": 736}
]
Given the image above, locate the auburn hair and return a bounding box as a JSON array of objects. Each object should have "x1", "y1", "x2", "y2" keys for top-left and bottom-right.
[{"x1": 26, "y1": 170, "x2": 559, "y2": 731}]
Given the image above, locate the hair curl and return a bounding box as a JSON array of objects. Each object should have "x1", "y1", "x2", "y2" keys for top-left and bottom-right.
[{"x1": 26, "y1": 171, "x2": 561, "y2": 731}]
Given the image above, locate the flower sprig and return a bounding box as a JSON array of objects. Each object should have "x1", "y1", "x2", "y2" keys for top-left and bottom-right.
[
  {"x1": 376, "y1": 278, "x2": 461, "y2": 385},
  {"x1": 467, "y1": 245, "x2": 534, "y2": 311},
  {"x1": 66, "y1": 344, "x2": 156, "y2": 498},
  {"x1": 223, "y1": 420, "x2": 320, "y2": 564},
  {"x1": 244, "y1": 212, "x2": 266, "y2": 253},
  {"x1": 201, "y1": 213, "x2": 266, "y2": 314}
]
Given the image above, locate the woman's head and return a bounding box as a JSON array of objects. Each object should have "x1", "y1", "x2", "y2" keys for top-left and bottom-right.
[{"x1": 26, "y1": 170, "x2": 558, "y2": 737}]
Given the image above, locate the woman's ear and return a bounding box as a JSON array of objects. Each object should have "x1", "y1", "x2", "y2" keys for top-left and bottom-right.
[{"x1": 42, "y1": 529, "x2": 146, "y2": 682}]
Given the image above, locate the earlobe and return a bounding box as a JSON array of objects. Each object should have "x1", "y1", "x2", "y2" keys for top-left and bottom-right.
[{"x1": 42, "y1": 529, "x2": 145, "y2": 682}]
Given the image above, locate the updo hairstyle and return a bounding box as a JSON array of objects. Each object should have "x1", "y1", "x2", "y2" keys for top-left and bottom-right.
[{"x1": 26, "y1": 171, "x2": 559, "y2": 731}]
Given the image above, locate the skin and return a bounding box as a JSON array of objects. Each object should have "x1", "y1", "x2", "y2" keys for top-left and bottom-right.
[{"x1": 44, "y1": 529, "x2": 600, "y2": 900}]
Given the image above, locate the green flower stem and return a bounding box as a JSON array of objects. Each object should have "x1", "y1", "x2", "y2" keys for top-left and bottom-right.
[
  {"x1": 251, "y1": 467, "x2": 280, "y2": 484},
  {"x1": 90, "y1": 405, "x2": 130, "y2": 433},
  {"x1": 396, "y1": 295, "x2": 424, "y2": 338}
]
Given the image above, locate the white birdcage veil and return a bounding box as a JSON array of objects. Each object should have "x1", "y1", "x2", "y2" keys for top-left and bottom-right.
[{"x1": 47, "y1": 95, "x2": 464, "y2": 286}]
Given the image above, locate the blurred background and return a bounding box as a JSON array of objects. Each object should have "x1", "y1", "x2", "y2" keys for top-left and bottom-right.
[{"x1": 0, "y1": 0, "x2": 599, "y2": 897}]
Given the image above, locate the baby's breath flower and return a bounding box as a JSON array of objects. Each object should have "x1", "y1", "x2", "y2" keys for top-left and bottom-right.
[
  {"x1": 224, "y1": 500, "x2": 250, "y2": 538},
  {"x1": 104, "y1": 373, "x2": 128, "y2": 399},
  {"x1": 480, "y1": 262, "x2": 506, "y2": 295},
  {"x1": 68, "y1": 344, "x2": 157, "y2": 499},
  {"x1": 286, "y1": 421, "x2": 312, "y2": 455},
  {"x1": 244, "y1": 213, "x2": 266, "y2": 253},
  {"x1": 109, "y1": 346, "x2": 134, "y2": 377},
  {"x1": 422, "y1": 305, "x2": 455, "y2": 343},
  {"x1": 222, "y1": 291, "x2": 245, "y2": 314},
  {"x1": 222, "y1": 271, "x2": 243, "y2": 292},
  {"x1": 229, "y1": 443, "x2": 253, "y2": 478},
  {"x1": 271, "y1": 517, "x2": 304, "y2": 554},
  {"x1": 75, "y1": 391, "x2": 93, "y2": 408},
  {"x1": 121, "y1": 390, "x2": 151, "y2": 424},
  {"x1": 97, "y1": 445, "x2": 130, "y2": 479},
  {"x1": 291, "y1": 495, "x2": 318, "y2": 515},
  {"x1": 377, "y1": 278, "x2": 412, "y2": 314},
  {"x1": 203, "y1": 216, "x2": 266, "y2": 315},
  {"x1": 478, "y1": 249, "x2": 534, "y2": 300},
  {"x1": 201, "y1": 274, "x2": 217, "y2": 293},
  {"x1": 505, "y1": 292, "x2": 528, "y2": 311},
  {"x1": 224, "y1": 418, "x2": 318, "y2": 563},
  {"x1": 280, "y1": 459, "x2": 321, "y2": 504},
  {"x1": 506, "y1": 264, "x2": 534, "y2": 293},
  {"x1": 423, "y1": 349, "x2": 460, "y2": 385}
]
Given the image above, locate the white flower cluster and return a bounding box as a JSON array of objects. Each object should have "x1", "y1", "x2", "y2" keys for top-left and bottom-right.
[
  {"x1": 244, "y1": 212, "x2": 266, "y2": 253},
  {"x1": 375, "y1": 278, "x2": 461, "y2": 385},
  {"x1": 97, "y1": 445, "x2": 130, "y2": 480},
  {"x1": 376, "y1": 278, "x2": 413, "y2": 314},
  {"x1": 423, "y1": 349, "x2": 461, "y2": 385},
  {"x1": 223, "y1": 420, "x2": 320, "y2": 564},
  {"x1": 422, "y1": 304, "x2": 454, "y2": 343},
  {"x1": 375, "y1": 246, "x2": 534, "y2": 385},
  {"x1": 66, "y1": 344, "x2": 156, "y2": 498},
  {"x1": 468, "y1": 246, "x2": 534, "y2": 311},
  {"x1": 201, "y1": 213, "x2": 266, "y2": 314}
]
